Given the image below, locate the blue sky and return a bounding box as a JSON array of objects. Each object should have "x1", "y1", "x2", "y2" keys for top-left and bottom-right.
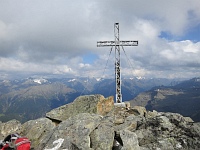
[
  {"x1": 182, "y1": 24, "x2": 200, "y2": 41},
  {"x1": 0, "y1": 0, "x2": 200, "y2": 79},
  {"x1": 83, "y1": 53, "x2": 99, "y2": 64},
  {"x1": 159, "y1": 23, "x2": 200, "y2": 41}
]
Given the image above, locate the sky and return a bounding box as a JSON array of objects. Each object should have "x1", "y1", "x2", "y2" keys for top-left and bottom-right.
[{"x1": 0, "y1": 0, "x2": 200, "y2": 79}]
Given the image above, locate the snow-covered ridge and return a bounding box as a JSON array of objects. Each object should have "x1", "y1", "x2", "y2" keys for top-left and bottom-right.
[
  {"x1": 2, "y1": 80, "x2": 10, "y2": 83},
  {"x1": 96, "y1": 78, "x2": 103, "y2": 81},
  {"x1": 33, "y1": 78, "x2": 48, "y2": 84},
  {"x1": 136, "y1": 76, "x2": 145, "y2": 80},
  {"x1": 129, "y1": 77, "x2": 146, "y2": 80},
  {"x1": 68, "y1": 78, "x2": 103, "y2": 83},
  {"x1": 68, "y1": 79, "x2": 76, "y2": 82},
  {"x1": 195, "y1": 78, "x2": 200, "y2": 82}
]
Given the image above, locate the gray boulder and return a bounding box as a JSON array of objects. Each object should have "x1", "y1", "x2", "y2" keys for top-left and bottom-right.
[
  {"x1": 17, "y1": 118, "x2": 55, "y2": 149},
  {"x1": 0, "y1": 119, "x2": 21, "y2": 139},
  {"x1": 120, "y1": 129, "x2": 140, "y2": 150},
  {"x1": 90, "y1": 116, "x2": 114, "y2": 150},
  {"x1": 38, "y1": 113, "x2": 103, "y2": 150},
  {"x1": 135, "y1": 112, "x2": 200, "y2": 150},
  {"x1": 46, "y1": 94, "x2": 114, "y2": 122}
]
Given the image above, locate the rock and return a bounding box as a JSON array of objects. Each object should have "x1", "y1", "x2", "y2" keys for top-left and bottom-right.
[
  {"x1": 124, "y1": 102, "x2": 131, "y2": 109},
  {"x1": 1, "y1": 95, "x2": 200, "y2": 150},
  {"x1": 17, "y1": 118, "x2": 55, "y2": 149},
  {"x1": 114, "y1": 115, "x2": 142, "y2": 132},
  {"x1": 38, "y1": 113, "x2": 102, "y2": 150},
  {"x1": 120, "y1": 129, "x2": 140, "y2": 150},
  {"x1": 132, "y1": 106, "x2": 147, "y2": 117},
  {"x1": 157, "y1": 115, "x2": 173, "y2": 131},
  {"x1": 90, "y1": 117, "x2": 114, "y2": 150},
  {"x1": 46, "y1": 95, "x2": 114, "y2": 122},
  {"x1": 0, "y1": 119, "x2": 21, "y2": 139},
  {"x1": 135, "y1": 129, "x2": 157, "y2": 146},
  {"x1": 184, "y1": 117, "x2": 194, "y2": 123},
  {"x1": 113, "y1": 106, "x2": 129, "y2": 125},
  {"x1": 155, "y1": 138, "x2": 175, "y2": 150},
  {"x1": 146, "y1": 110, "x2": 158, "y2": 118},
  {"x1": 97, "y1": 96, "x2": 114, "y2": 116},
  {"x1": 135, "y1": 112, "x2": 200, "y2": 149}
]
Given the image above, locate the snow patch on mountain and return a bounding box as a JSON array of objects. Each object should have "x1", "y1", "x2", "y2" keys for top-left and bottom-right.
[
  {"x1": 33, "y1": 78, "x2": 48, "y2": 84},
  {"x1": 96, "y1": 78, "x2": 102, "y2": 81},
  {"x1": 68, "y1": 79, "x2": 76, "y2": 82},
  {"x1": 136, "y1": 76, "x2": 145, "y2": 80}
]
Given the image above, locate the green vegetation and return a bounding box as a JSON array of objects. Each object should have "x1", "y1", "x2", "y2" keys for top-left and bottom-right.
[{"x1": 0, "y1": 114, "x2": 5, "y2": 117}]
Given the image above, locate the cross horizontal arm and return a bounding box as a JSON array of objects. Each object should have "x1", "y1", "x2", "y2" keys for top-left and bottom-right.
[{"x1": 97, "y1": 41, "x2": 138, "y2": 47}]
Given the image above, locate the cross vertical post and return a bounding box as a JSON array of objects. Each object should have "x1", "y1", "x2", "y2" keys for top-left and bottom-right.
[
  {"x1": 114, "y1": 23, "x2": 122, "y2": 103},
  {"x1": 97, "y1": 23, "x2": 138, "y2": 103}
]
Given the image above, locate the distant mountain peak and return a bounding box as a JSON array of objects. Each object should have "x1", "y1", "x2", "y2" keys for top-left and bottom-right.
[
  {"x1": 68, "y1": 79, "x2": 76, "y2": 82},
  {"x1": 96, "y1": 78, "x2": 102, "y2": 81},
  {"x1": 136, "y1": 76, "x2": 145, "y2": 80},
  {"x1": 194, "y1": 77, "x2": 200, "y2": 82},
  {"x1": 33, "y1": 78, "x2": 48, "y2": 84}
]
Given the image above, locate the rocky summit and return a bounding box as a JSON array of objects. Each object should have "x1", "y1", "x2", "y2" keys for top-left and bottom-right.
[{"x1": 0, "y1": 94, "x2": 200, "y2": 150}]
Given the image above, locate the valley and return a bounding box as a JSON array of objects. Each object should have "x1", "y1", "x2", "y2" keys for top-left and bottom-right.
[
  {"x1": 129, "y1": 77, "x2": 200, "y2": 122},
  {"x1": 0, "y1": 76, "x2": 198, "y2": 123}
]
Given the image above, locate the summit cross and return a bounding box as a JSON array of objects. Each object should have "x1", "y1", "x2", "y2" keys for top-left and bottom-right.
[{"x1": 97, "y1": 23, "x2": 138, "y2": 103}]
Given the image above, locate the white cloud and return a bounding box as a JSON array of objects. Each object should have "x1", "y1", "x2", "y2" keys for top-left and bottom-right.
[
  {"x1": 53, "y1": 65, "x2": 74, "y2": 75},
  {"x1": 0, "y1": 21, "x2": 7, "y2": 39},
  {"x1": 0, "y1": 0, "x2": 200, "y2": 79},
  {"x1": 79, "y1": 63, "x2": 91, "y2": 68},
  {"x1": 0, "y1": 57, "x2": 74, "y2": 75}
]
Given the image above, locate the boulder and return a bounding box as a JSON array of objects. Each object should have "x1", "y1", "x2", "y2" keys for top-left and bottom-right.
[
  {"x1": 46, "y1": 95, "x2": 114, "y2": 122},
  {"x1": 113, "y1": 105, "x2": 129, "y2": 125},
  {"x1": 135, "y1": 112, "x2": 200, "y2": 149},
  {"x1": 120, "y1": 129, "x2": 140, "y2": 150},
  {"x1": 146, "y1": 110, "x2": 158, "y2": 118},
  {"x1": 114, "y1": 115, "x2": 142, "y2": 132},
  {"x1": 17, "y1": 118, "x2": 55, "y2": 149},
  {"x1": 90, "y1": 117, "x2": 114, "y2": 150},
  {"x1": 38, "y1": 113, "x2": 103, "y2": 150},
  {"x1": 0, "y1": 120, "x2": 21, "y2": 139},
  {"x1": 132, "y1": 106, "x2": 147, "y2": 117}
]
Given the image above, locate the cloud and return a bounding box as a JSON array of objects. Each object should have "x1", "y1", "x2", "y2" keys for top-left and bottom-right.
[
  {"x1": 95, "y1": 0, "x2": 200, "y2": 35},
  {"x1": 0, "y1": 0, "x2": 200, "y2": 79}
]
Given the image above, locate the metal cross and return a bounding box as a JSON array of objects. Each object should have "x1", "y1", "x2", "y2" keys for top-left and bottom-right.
[{"x1": 97, "y1": 23, "x2": 138, "y2": 103}]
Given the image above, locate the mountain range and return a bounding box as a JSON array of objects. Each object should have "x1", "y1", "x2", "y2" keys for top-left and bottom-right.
[
  {"x1": 0, "y1": 76, "x2": 191, "y2": 122},
  {"x1": 129, "y1": 77, "x2": 200, "y2": 122},
  {"x1": 1, "y1": 94, "x2": 200, "y2": 149}
]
